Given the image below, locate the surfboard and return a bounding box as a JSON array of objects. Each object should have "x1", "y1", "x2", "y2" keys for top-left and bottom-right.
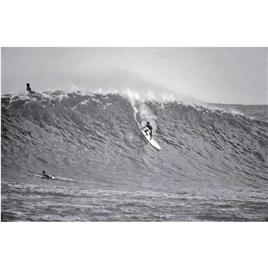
[
  {"x1": 141, "y1": 127, "x2": 161, "y2": 151},
  {"x1": 34, "y1": 173, "x2": 75, "y2": 182},
  {"x1": 28, "y1": 92, "x2": 42, "y2": 98},
  {"x1": 34, "y1": 173, "x2": 55, "y2": 180}
]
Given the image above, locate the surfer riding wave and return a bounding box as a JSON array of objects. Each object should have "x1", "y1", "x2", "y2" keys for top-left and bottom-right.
[{"x1": 141, "y1": 122, "x2": 153, "y2": 139}]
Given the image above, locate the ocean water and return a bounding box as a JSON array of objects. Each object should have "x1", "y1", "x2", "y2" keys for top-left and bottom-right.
[{"x1": 1, "y1": 91, "x2": 268, "y2": 221}]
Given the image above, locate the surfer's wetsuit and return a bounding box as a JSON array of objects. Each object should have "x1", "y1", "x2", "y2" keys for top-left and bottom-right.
[
  {"x1": 26, "y1": 83, "x2": 35, "y2": 94},
  {"x1": 142, "y1": 122, "x2": 153, "y2": 139}
]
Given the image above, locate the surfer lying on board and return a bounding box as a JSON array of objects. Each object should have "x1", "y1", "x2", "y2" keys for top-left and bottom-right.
[
  {"x1": 26, "y1": 83, "x2": 35, "y2": 94},
  {"x1": 42, "y1": 170, "x2": 54, "y2": 179},
  {"x1": 141, "y1": 122, "x2": 153, "y2": 139}
]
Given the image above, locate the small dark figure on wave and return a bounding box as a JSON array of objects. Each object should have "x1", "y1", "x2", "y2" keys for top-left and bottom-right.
[
  {"x1": 26, "y1": 83, "x2": 35, "y2": 94},
  {"x1": 42, "y1": 170, "x2": 53, "y2": 179}
]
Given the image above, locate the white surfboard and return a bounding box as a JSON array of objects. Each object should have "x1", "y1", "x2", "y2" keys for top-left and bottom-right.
[
  {"x1": 34, "y1": 173, "x2": 55, "y2": 180},
  {"x1": 28, "y1": 92, "x2": 42, "y2": 98},
  {"x1": 141, "y1": 127, "x2": 161, "y2": 151},
  {"x1": 34, "y1": 173, "x2": 75, "y2": 182}
]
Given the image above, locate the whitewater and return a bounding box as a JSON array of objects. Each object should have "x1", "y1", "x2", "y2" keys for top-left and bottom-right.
[{"x1": 1, "y1": 90, "x2": 268, "y2": 221}]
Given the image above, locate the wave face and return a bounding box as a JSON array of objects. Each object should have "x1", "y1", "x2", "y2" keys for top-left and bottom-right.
[{"x1": 2, "y1": 91, "x2": 268, "y2": 221}]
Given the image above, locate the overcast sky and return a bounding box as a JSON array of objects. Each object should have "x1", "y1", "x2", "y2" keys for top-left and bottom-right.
[{"x1": 1, "y1": 47, "x2": 267, "y2": 104}]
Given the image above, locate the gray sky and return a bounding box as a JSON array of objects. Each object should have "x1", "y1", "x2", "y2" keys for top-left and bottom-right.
[{"x1": 1, "y1": 47, "x2": 267, "y2": 104}]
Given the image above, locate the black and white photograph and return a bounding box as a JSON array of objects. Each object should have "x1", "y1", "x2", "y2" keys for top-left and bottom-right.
[
  {"x1": 1, "y1": 47, "x2": 267, "y2": 222},
  {"x1": 1, "y1": 1, "x2": 268, "y2": 267}
]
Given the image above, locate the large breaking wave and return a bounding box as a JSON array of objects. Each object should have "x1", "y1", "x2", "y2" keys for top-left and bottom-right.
[{"x1": 1, "y1": 90, "x2": 268, "y2": 221}]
